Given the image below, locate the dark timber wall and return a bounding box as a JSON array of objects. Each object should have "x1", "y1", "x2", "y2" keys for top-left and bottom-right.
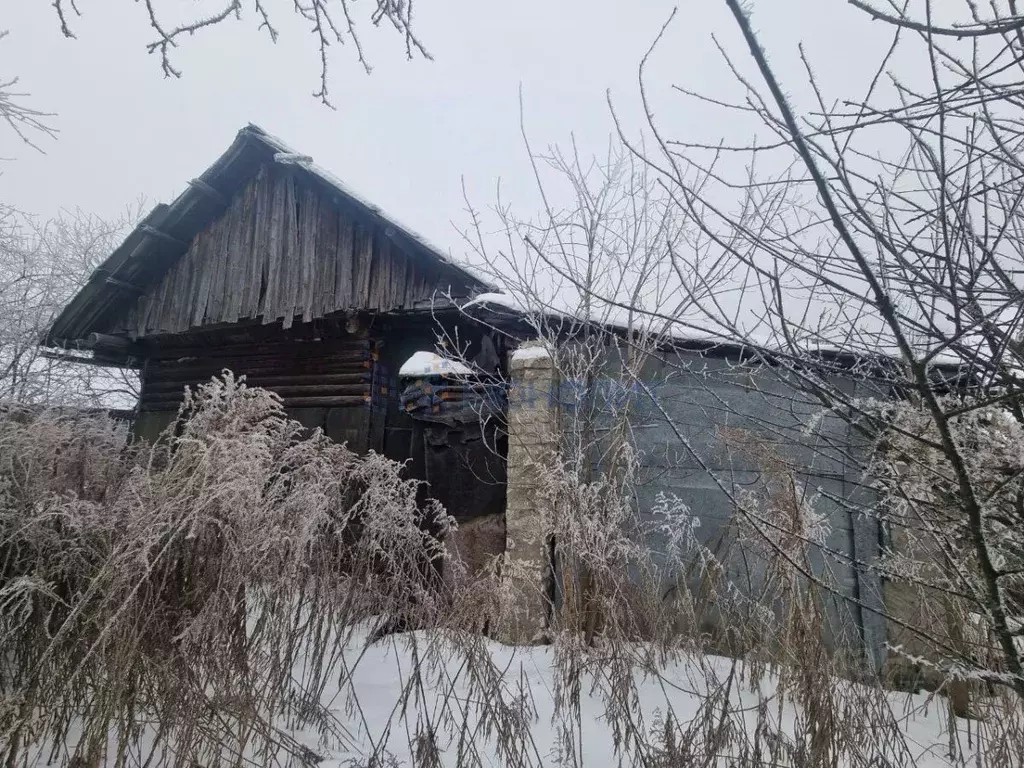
[
  {"x1": 111, "y1": 164, "x2": 473, "y2": 339},
  {"x1": 133, "y1": 339, "x2": 375, "y2": 451},
  {"x1": 140, "y1": 339, "x2": 378, "y2": 412},
  {"x1": 130, "y1": 315, "x2": 508, "y2": 529}
]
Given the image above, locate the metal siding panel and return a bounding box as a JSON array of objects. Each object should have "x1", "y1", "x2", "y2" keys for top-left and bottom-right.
[{"x1": 624, "y1": 346, "x2": 879, "y2": 659}]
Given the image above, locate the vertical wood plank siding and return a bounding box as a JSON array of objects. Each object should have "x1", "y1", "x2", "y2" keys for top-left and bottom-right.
[{"x1": 116, "y1": 165, "x2": 455, "y2": 337}]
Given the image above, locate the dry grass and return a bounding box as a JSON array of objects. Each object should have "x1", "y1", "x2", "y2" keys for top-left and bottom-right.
[
  {"x1": 0, "y1": 373, "x2": 472, "y2": 766},
  {"x1": 0, "y1": 371, "x2": 1021, "y2": 767}
]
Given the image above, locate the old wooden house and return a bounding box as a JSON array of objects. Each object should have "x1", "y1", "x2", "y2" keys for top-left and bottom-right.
[
  {"x1": 45, "y1": 124, "x2": 510, "y2": 526},
  {"x1": 48, "y1": 125, "x2": 938, "y2": 669}
]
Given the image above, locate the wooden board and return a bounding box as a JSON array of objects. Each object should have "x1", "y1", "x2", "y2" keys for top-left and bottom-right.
[{"x1": 111, "y1": 164, "x2": 467, "y2": 337}]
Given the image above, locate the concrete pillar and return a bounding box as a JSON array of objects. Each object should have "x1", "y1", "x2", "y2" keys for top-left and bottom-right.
[{"x1": 498, "y1": 342, "x2": 559, "y2": 643}]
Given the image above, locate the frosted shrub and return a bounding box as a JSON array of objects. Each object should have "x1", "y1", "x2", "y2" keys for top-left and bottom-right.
[
  {"x1": 870, "y1": 399, "x2": 1024, "y2": 692},
  {"x1": 0, "y1": 373, "x2": 458, "y2": 767}
]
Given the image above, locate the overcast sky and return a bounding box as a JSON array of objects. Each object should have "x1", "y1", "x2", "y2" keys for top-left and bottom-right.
[{"x1": 2, "y1": 1, "x2": 889, "y2": 264}]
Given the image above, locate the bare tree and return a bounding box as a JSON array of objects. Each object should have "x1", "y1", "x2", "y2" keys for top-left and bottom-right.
[
  {"x1": 0, "y1": 31, "x2": 56, "y2": 152},
  {"x1": 451, "y1": 129, "x2": 955, "y2": 765},
  {"x1": 446, "y1": 0, "x2": 1024, "y2": 759},
  {"x1": 569, "y1": 0, "x2": 1024, "y2": 725},
  {"x1": 4, "y1": 1, "x2": 432, "y2": 150},
  {"x1": 0, "y1": 203, "x2": 140, "y2": 408},
  {"x1": 50, "y1": 0, "x2": 433, "y2": 106}
]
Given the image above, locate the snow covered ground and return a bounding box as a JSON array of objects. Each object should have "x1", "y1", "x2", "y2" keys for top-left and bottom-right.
[
  {"x1": 33, "y1": 626, "x2": 1004, "y2": 767},
  {"x1": 305, "y1": 636, "x2": 992, "y2": 767},
  {"x1": 28, "y1": 622, "x2": 1011, "y2": 768}
]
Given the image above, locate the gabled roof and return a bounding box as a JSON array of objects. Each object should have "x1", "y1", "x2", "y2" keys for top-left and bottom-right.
[{"x1": 45, "y1": 124, "x2": 492, "y2": 347}]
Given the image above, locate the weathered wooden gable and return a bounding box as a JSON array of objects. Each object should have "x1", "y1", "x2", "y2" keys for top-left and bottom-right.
[{"x1": 114, "y1": 164, "x2": 457, "y2": 338}]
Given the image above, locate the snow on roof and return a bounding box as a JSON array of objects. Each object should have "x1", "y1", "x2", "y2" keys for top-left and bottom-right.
[
  {"x1": 398, "y1": 350, "x2": 474, "y2": 378},
  {"x1": 512, "y1": 344, "x2": 551, "y2": 361},
  {"x1": 460, "y1": 292, "x2": 527, "y2": 311},
  {"x1": 461, "y1": 293, "x2": 737, "y2": 344},
  {"x1": 460, "y1": 294, "x2": 966, "y2": 369}
]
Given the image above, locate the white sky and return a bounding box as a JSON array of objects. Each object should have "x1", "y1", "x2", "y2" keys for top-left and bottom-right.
[{"x1": 1, "y1": 1, "x2": 890, "y2": 266}]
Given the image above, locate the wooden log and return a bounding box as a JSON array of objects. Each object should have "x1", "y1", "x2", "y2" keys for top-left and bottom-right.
[
  {"x1": 147, "y1": 353, "x2": 369, "y2": 368},
  {"x1": 146, "y1": 372, "x2": 370, "y2": 392},
  {"x1": 146, "y1": 373, "x2": 369, "y2": 391},
  {"x1": 146, "y1": 362, "x2": 366, "y2": 379},
  {"x1": 141, "y1": 392, "x2": 192, "y2": 404},
  {"x1": 188, "y1": 177, "x2": 229, "y2": 206},
  {"x1": 146, "y1": 366, "x2": 370, "y2": 385},
  {"x1": 146, "y1": 349, "x2": 370, "y2": 368},
  {"x1": 145, "y1": 343, "x2": 370, "y2": 361},
  {"x1": 39, "y1": 350, "x2": 134, "y2": 369},
  {"x1": 280, "y1": 396, "x2": 367, "y2": 408},
  {"x1": 141, "y1": 224, "x2": 188, "y2": 248},
  {"x1": 141, "y1": 395, "x2": 368, "y2": 412},
  {"x1": 147, "y1": 350, "x2": 371, "y2": 368},
  {"x1": 102, "y1": 274, "x2": 144, "y2": 294},
  {"x1": 139, "y1": 403, "x2": 185, "y2": 412},
  {"x1": 84, "y1": 332, "x2": 135, "y2": 352},
  {"x1": 143, "y1": 382, "x2": 368, "y2": 399},
  {"x1": 256, "y1": 384, "x2": 368, "y2": 397},
  {"x1": 144, "y1": 339, "x2": 372, "y2": 360}
]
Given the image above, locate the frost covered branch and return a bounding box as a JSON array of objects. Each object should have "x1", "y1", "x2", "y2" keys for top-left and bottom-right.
[
  {"x1": 0, "y1": 31, "x2": 56, "y2": 152},
  {"x1": 0, "y1": 204, "x2": 140, "y2": 408},
  {"x1": 50, "y1": 0, "x2": 433, "y2": 106}
]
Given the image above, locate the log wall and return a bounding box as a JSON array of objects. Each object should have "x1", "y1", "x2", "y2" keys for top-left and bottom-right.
[{"x1": 139, "y1": 338, "x2": 381, "y2": 413}]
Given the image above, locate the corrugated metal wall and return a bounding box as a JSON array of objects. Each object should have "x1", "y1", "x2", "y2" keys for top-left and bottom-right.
[{"x1": 583, "y1": 346, "x2": 887, "y2": 668}]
